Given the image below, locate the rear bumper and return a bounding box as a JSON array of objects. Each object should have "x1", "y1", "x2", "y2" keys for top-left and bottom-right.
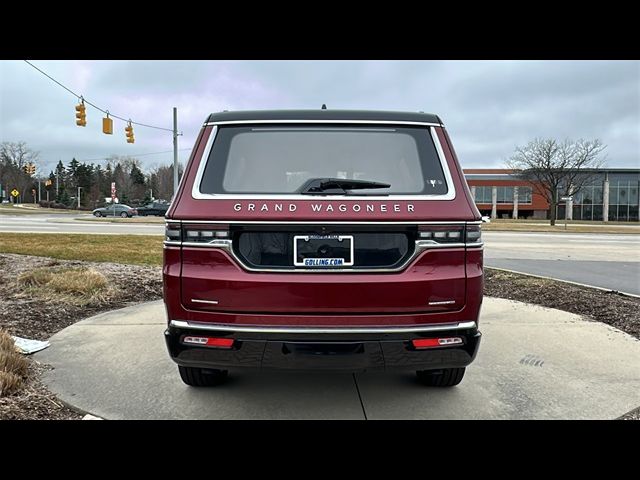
[{"x1": 164, "y1": 321, "x2": 481, "y2": 372}]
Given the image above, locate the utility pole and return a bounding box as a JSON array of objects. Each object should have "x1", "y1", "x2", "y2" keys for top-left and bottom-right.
[
  {"x1": 173, "y1": 107, "x2": 178, "y2": 199},
  {"x1": 56, "y1": 166, "x2": 59, "y2": 197},
  {"x1": 77, "y1": 186, "x2": 82, "y2": 209},
  {"x1": 38, "y1": 179, "x2": 41, "y2": 203}
]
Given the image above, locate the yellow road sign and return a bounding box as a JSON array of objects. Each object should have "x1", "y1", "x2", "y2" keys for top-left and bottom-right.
[{"x1": 11, "y1": 189, "x2": 19, "y2": 197}]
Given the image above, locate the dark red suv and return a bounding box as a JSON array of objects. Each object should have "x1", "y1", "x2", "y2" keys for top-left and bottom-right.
[{"x1": 164, "y1": 110, "x2": 483, "y2": 387}]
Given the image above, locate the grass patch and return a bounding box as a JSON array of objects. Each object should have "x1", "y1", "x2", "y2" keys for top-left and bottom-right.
[
  {"x1": 0, "y1": 233, "x2": 162, "y2": 266},
  {"x1": 0, "y1": 204, "x2": 86, "y2": 215},
  {"x1": 0, "y1": 330, "x2": 28, "y2": 397},
  {"x1": 18, "y1": 267, "x2": 110, "y2": 305}
]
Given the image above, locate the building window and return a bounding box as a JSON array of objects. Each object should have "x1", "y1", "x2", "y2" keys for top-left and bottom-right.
[
  {"x1": 496, "y1": 186, "x2": 514, "y2": 203},
  {"x1": 474, "y1": 186, "x2": 492, "y2": 204},
  {"x1": 519, "y1": 186, "x2": 532, "y2": 204}
]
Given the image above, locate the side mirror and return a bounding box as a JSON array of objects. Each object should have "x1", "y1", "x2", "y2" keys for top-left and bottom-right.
[{"x1": 481, "y1": 216, "x2": 491, "y2": 223}]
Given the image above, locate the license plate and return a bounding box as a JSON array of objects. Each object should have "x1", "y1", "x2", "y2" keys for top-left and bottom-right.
[{"x1": 293, "y1": 235, "x2": 354, "y2": 267}]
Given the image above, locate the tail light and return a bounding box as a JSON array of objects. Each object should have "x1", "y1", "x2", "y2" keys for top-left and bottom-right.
[
  {"x1": 417, "y1": 225, "x2": 482, "y2": 245},
  {"x1": 418, "y1": 225, "x2": 464, "y2": 243},
  {"x1": 465, "y1": 225, "x2": 482, "y2": 244},
  {"x1": 182, "y1": 336, "x2": 234, "y2": 348},
  {"x1": 165, "y1": 223, "x2": 230, "y2": 243},
  {"x1": 412, "y1": 337, "x2": 463, "y2": 349}
]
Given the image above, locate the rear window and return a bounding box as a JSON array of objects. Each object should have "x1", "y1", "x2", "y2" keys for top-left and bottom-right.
[{"x1": 199, "y1": 125, "x2": 448, "y2": 195}]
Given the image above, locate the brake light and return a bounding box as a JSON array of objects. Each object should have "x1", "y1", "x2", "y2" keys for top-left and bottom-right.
[
  {"x1": 182, "y1": 336, "x2": 234, "y2": 348},
  {"x1": 412, "y1": 337, "x2": 463, "y2": 349}
]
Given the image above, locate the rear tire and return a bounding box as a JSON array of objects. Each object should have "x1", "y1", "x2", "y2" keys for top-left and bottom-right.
[
  {"x1": 416, "y1": 367, "x2": 465, "y2": 387},
  {"x1": 93, "y1": 211, "x2": 101, "y2": 217},
  {"x1": 178, "y1": 366, "x2": 228, "y2": 387},
  {"x1": 120, "y1": 211, "x2": 128, "y2": 218}
]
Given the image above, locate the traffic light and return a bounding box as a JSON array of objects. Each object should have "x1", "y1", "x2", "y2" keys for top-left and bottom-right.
[
  {"x1": 103, "y1": 115, "x2": 113, "y2": 135},
  {"x1": 23, "y1": 163, "x2": 36, "y2": 175},
  {"x1": 75, "y1": 100, "x2": 87, "y2": 126},
  {"x1": 125, "y1": 122, "x2": 135, "y2": 143}
]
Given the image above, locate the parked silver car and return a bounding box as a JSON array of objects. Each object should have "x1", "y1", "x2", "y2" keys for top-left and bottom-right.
[{"x1": 92, "y1": 204, "x2": 137, "y2": 218}]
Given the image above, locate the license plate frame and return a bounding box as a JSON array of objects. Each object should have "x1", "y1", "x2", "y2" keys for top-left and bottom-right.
[{"x1": 293, "y1": 234, "x2": 354, "y2": 267}]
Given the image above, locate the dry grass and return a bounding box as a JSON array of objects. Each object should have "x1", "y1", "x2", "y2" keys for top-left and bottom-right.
[
  {"x1": 0, "y1": 351, "x2": 29, "y2": 377},
  {"x1": 0, "y1": 329, "x2": 29, "y2": 397},
  {"x1": 18, "y1": 267, "x2": 110, "y2": 305},
  {"x1": 0, "y1": 330, "x2": 16, "y2": 353},
  {"x1": 0, "y1": 233, "x2": 163, "y2": 266},
  {"x1": 0, "y1": 372, "x2": 23, "y2": 397}
]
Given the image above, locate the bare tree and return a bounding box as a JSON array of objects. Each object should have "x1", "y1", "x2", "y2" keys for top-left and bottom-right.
[
  {"x1": 0, "y1": 141, "x2": 40, "y2": 202},
  {"x1": 507, "y1": 138, "x2": 606, "y2": 225}
]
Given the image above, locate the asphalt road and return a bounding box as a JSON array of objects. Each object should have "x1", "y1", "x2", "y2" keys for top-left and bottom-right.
[
  {"x1": 1, "y1": 213, "x2": 639, "y2": 294},
  {"x1": 36, "y1": 298, "x2": 640, "y2": 419},
  {"x1": 483, "y1": 232, "x2": 640, "y2": 296}
]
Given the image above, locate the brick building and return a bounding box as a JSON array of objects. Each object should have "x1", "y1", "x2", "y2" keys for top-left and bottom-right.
[{"x1": 464, "y1": 168, "x2": 640, "y2": 222}]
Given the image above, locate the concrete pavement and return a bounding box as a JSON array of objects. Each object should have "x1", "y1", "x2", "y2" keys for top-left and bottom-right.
[{"x1": 36, "y1": 298, "x2": 640, "y2": 420}]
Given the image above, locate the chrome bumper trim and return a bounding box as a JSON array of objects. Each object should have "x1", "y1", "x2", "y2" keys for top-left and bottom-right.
[{"x1": 169, "y1": 320, "x2": 477, "y2": 335}]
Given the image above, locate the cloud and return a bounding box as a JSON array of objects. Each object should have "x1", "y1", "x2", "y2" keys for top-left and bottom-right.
[{"x1": 0, "y1": 60, "x2": 637, "y2": 175}]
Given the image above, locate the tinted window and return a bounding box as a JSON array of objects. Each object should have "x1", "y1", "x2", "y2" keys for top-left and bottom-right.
[{"x1": 200, "y1": 125, "x2": 447, "y2": 195}]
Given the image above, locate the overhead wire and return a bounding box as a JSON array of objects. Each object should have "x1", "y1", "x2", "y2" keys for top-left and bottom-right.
[{"x1": 23, "y1": 60, "x2": 181, "y2": 134}]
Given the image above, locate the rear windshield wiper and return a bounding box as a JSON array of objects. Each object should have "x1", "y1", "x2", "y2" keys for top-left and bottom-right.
[{"x1": 298, "y1": 178, "x2": 391, "y2": 195}]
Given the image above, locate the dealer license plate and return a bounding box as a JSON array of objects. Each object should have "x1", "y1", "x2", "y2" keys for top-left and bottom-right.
[{"x1": 293, "y1": 235, "x2": 354, "y2": 267}]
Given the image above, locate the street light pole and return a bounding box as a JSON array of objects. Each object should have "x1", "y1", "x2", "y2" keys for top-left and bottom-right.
[
  {"x1": 173, "y1": 107, "x2": 178, "y2": 199},
  {"x1": 77, "y1": 186, "x2": 82, "y2": 209}
]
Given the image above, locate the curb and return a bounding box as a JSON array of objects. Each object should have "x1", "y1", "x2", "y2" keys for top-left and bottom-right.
[{"x1": 486, "y1": 266, "x2": 640, "y2": 299}]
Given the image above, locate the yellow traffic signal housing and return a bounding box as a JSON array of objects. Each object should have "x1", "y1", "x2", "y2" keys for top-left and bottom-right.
[
  {"x1": 125, "y1": 123, "x2": 135, "y2": 144},
  {"x1": 103, "y1": 116, "x2": 113, "y2": 135},
  {"x1": 75, "y1": 102, "x2": 87, "y2": 126},
  {"x1": 23, "y1": 163, "x2": 36, "y2": 175}
]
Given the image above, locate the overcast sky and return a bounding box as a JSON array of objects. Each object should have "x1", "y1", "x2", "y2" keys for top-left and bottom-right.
[{"x1": 1, "y1": 60, "x2": 638, "y2": 175}]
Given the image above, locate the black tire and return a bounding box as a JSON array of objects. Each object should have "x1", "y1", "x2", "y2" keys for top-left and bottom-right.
[
  {"x1": 178, "y1": 366, "x2": 228, "y2": 387},
  {"x1": 120, "y1": 211, "x2": 128, "y2": 218},
  {"x1": 93, "y1": 211, "x2": 101, "y2": 217},
  {"x1": 416, "y1": 367, "x2": 465, "y2": 387}
]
